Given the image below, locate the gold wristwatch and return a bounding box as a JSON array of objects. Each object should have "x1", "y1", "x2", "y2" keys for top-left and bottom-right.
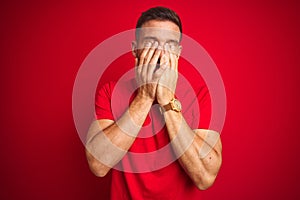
[{"x1": 162, "y1": 98, "x2": 182, "y2": 112}]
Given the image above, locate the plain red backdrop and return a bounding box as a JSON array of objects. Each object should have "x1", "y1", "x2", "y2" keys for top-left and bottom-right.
[{"x1": 1, "y1": 0, "x2": 299, "y2": 199}]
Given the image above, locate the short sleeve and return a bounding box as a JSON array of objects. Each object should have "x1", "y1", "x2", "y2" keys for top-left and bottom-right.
[
  {"x1": 95, "y1": 82, "x2": 115, "y2": 120},
  {"x1": 197, "y1": 84, "x2": 212, "y2": 129}
]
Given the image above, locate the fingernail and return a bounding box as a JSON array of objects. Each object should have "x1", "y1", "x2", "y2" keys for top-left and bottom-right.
[
  {"x1": 158, "y1": 45, "x2": 163, "y2": 50},
  {"x1": 154, "y1": 41, "x2": 158, "y2": 46},
  {"x1": 170, "y1": 45, "x2": 176, "y2": 51},
  {"x1": 145, "y1": 42, "x2": 151, "y2": 47},
  {"x1": 164, "y1": 43, "x2": 168, "y2": 50}
]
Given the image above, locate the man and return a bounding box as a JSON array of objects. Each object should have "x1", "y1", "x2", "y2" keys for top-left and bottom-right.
[{"x1": 85, "y1": 6, "x2": 222, "y2": 199}]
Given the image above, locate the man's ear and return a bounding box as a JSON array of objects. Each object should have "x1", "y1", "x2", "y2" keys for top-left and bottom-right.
[
  {"x1": 131, "y1": 41, "x2": 138, "y2": 58},
  {"x1": 177, "y1": 45, "x2": 182, "y2": 58}
]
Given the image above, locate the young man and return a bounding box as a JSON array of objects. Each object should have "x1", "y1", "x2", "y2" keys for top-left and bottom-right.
[{"x1": 86, "y1": 6, "x2": 222, "y2": 199}]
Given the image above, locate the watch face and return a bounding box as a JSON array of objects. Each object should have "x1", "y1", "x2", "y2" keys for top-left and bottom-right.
[{"x1": 173, "y1": 99, "x2": 182, "y2": 111}]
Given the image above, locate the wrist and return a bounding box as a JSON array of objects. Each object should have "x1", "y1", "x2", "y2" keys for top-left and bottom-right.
[
  {"x1": 158, "y1": 98, "x2": 173, "y2": 106},
  {"x1": 135, "y1": 92, "x2": 155, "y2": 104},
  {"x1": 157, "y1": 94, "x2": 174, "y2": 106}
]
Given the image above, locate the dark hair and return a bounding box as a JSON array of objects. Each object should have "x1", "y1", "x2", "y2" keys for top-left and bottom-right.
[{"x1": 135, "y1": 6, "x2": 182, "y2": 40}]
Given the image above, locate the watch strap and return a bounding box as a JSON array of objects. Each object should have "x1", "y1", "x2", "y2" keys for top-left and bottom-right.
[{"x1": 162, "y1": 102, "x2": 173, "y2": 112}]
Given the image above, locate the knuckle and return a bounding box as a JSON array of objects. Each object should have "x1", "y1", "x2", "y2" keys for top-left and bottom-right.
[
  {"x1": 155, "y1": 48, "x2": 161, "y2": 54},
  {"x1": 140, "y1": 54, "x2": 146, "y2": 60},
  {"x1": 146, "y1": 55, "x2": 154, "y2": 61},
  {"x1": 149, "y1": 61, "x2": 157, "y2": 66},
  {"x1": 144, "y1": 55, "x2": 150, "y2": 61}
]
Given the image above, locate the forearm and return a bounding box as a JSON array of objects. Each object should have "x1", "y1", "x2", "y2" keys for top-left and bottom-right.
[
  {"x1": 86, "y1": 94, "x2": 153, "y2": 176},
  {"x1": 164, "y1": 111, "x2": 222, "y2": 190}
]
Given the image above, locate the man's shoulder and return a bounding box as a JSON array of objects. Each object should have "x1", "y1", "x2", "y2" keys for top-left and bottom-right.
[
  {"x1": 97, "y1": 78, "x2": 136, "y2": 92},
  {"x1": 96, "y1": 79, "x2": 137, "y2": 100}
]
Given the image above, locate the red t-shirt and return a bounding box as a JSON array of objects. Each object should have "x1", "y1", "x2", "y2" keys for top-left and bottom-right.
[{"x1": 95, "y1": 64, "x2": 211, "y2": 199}]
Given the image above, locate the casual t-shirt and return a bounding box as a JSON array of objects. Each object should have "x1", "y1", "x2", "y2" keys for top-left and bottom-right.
[{"x1": 95, "y1": 65, "x2": 211, "y2": 199}]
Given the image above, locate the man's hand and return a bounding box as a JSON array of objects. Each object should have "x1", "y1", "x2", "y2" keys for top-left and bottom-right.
[
  {"x1": 135, "y1": 41, "x2": 167, "y2": 102},
  {"x1": 157, "y1": 43, "x2": 179, "y2": 105}
]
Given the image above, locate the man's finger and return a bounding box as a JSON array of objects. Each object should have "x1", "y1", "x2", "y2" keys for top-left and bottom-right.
[
  {"x1": 134, "y1": 57, "x2": 139, "y2": 75},
  {"x1": 143, "y1": 41, "x2": 159, "y2": 82},
  {"x1": 141, "y1": 41, "x2": 158, "y2": 82},
  {"x1": 160, "y1": 48, "x2": 170, "y2": 67},
  {"x1": 138, "y1": 42, "x2": 152, "y2": 68},
  {"x1": 167, "y1": 43, "x2": 177, "y2": 71},
  {"x1": 147, "y1": 47, "x2": 162, "y2": 81},
  {"x1": 144, "y1": 41, "x2": 158, "y2": 65}
]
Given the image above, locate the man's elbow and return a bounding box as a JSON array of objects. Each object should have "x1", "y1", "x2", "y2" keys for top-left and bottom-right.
[
  {"x1": 89, "y1": 160, "x2": 111, "y2": 177},
  {"x1": 195, "y1": 160, "x2": 222, "y2": 190},
  {"x1": 86, "y1": 151, "x2": 111, "y2": 177},
  {"x1": 92, "y1": 169, "x2": 109, "y2": 178},
  {"x1": 195, "y1": 174, "x2": 217, "y2": 190}
]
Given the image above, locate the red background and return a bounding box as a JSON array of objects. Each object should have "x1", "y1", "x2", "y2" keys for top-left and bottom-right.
[{"x1": 1, "y1": 0, "x2": 299, "y2": 199}]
